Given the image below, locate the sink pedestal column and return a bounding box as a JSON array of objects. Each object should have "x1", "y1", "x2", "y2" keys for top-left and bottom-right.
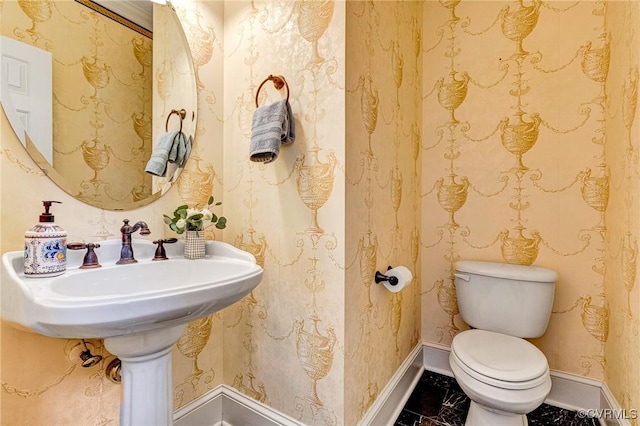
[{"x1": 104, "y1": 324, "x2": 187, "y2": 426}]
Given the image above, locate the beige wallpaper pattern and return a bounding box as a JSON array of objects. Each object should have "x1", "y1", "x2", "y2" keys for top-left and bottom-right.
[
  {"x1": 604, "y1": 1, "x2": 639, "y2": 423},
  {"x1": 221, "y1": 1, "x2": 421, "y2": 423},
  {"x1": 421, "y1": 0, "x2": 638, "y2": 420},
  {"x1": 344, "y1": 1, "x2": 422, "y2": 425},
  {"x1": 3, "y1": 0, "x2": 154, "y2": 209},
  {"x1": 222, "y1": 1, "x2": 347, "y2": 423},
  {"x1": 2, "y1": 0, "x2": 638, "y2": 425}
]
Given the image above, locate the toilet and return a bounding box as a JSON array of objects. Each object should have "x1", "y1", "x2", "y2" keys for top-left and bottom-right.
[{"x1": 449, "y1": 260, "x2": 558, "y2": 426}]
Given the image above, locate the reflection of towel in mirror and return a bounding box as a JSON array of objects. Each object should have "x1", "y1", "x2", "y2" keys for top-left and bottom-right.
[
  {"x1": 145, "y1": 131, "x2": 192, "y2": 177},
  {"x1": 168, "y1": 132, "x2": 191, "y2": 168},
  {"x1": 250, "y1": 99, "x2": 295, "y2": 164},
  {"x1": 168, "y1": 135, "x2": 193, "y2": 183}
]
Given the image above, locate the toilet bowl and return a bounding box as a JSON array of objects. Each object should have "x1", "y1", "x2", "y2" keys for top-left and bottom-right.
[
  {"x1": 450, "y1": 329, "x2": 551, "y2": 425},
  {"x1": 450, "y1": 261, "x2": 558, "y2": 426}
]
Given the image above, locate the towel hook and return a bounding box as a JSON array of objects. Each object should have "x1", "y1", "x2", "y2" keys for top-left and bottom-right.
[
  {"x1": 165, "y1": 109, "x2": 186, "y2": 133},
  {"x1": 255, "y1": 75, "x2": 289, "y2": 108}
]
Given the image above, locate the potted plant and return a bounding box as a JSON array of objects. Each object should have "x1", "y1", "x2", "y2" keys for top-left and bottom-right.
[{"x1": 164, "y1": 196, "x2": 227, "y2": 259}]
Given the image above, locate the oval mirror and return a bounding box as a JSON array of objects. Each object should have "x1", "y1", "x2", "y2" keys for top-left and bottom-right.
[{"x1": 0, "y1": 0, "x2": 197, "y2": 211}]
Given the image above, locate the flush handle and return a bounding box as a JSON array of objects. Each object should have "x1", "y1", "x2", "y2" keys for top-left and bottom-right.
[{"x1": 453, "y1": 273, "x2": 470, "y2": 282}]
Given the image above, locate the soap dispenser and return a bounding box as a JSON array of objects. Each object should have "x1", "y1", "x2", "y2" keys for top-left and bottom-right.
[{"x1": 24, "y1": 201, "x2": 67, "y2": 277}]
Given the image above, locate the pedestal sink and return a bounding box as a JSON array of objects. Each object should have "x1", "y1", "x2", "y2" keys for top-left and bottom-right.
[{"x1": 1, "y1": 239, "x2": 263, "y2": 426}]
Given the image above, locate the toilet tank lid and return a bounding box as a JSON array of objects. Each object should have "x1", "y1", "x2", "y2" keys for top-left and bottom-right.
[{"x1": 455, "y1": 261, "x2": 558, "y2": 283}]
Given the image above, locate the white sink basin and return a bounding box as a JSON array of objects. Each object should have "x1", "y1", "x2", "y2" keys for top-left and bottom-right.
[
  {"x1": 2, "y1": 238, "x2": 263, "y2": 425},
  {"x1": 1, "y1": 239, "x2": 263, "y2": 338}
]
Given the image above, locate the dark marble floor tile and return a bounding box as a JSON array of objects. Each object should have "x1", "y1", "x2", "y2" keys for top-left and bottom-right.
[
  {"x1": 394, "y1": 409, "x2": 423, "y2": 426},
  {"x1": 434, "y1": 405, "x2": 467, "y2": 426},
  {"x1": 421, "y1": 370, "x2": 459, "y2": 391},
  {"x1": 417, "y1": 417, "x2": 448, "y2": 426},
  {"x1": 441, "y1": 389, "x2": 470, "y2": 412},
  {"x1": 529, "y1": 403, "x2": 575, "y2": 425},
  {"x1": 395, "y1": 370, "x2": 599, "y2": 426},
  {"x1": 569, "y1": 413, "x2": 600, "y2": 426},
  {"x1": 402, "y1": 379, "x2": 448, "y2": 418}
]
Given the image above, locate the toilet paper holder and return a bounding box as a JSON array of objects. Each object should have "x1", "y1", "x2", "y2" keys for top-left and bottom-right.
[{"x1": 375, "y1": 266, "x2": 399, "y2": 286}]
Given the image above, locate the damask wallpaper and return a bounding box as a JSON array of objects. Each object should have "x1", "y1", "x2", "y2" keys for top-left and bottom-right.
[
  {"x1": 221, "y1": 1, "x2": 348, "y2": 423},
  {"x1": 603, "y1": 1, "x2": 639, "y2": 421},
  {"x1": 344, "y1": 2, "x2": 422, "y2": 424},
  {"x1": 1, "y1": 1, "x2": 638, "y2": 425},
  {"x1": 222, "y1": 1, "x2": 421, "y2": 423},
  {"x1": 420, "y1": 0, "x2": 639, "y2": 422}
]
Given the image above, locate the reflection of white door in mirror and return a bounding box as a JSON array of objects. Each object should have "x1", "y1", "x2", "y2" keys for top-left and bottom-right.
[{"x1": 0, "y1": 36, "x2": 53, "y2": 164}]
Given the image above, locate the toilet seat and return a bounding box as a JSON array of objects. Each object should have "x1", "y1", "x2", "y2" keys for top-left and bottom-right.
[{"x1": 451, "y1": 330, "x2": 549, "y2": 390}]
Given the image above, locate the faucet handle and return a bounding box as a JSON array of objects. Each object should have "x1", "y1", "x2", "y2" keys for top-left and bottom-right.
[
  {"x1": 68, "y1": 242, "x2": 101, "y2": 269},
  {"x1": 152, "y1": 238, "x2": 178, "y2": 261}
]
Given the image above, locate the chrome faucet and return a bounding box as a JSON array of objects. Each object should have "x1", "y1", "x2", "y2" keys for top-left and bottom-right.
[{"x1": 117, "y1": 219, "x2": 151, "y2": 264}]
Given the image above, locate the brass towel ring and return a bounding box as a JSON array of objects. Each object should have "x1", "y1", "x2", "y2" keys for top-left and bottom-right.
[
  {"x1": 165, "y1": 109, "x2": 186, "y2": 132},
  {"x1": 255, "y1": 75, "x2": 289, "y2": 108}
]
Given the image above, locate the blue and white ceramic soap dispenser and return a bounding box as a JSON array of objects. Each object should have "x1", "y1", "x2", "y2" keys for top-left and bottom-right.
[{"x1": 24, "y1": 201, "x2": 67, "y2": 277}]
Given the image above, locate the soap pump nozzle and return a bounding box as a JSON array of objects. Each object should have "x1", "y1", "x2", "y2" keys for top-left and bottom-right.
[{"x1": 40, "y1": 201, "x2": 62, "y2": 222}]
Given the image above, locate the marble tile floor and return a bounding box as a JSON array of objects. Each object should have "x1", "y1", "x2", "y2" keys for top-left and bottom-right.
[{"x1": 395, "y1": 370, "x2": 600, "y2": 426}]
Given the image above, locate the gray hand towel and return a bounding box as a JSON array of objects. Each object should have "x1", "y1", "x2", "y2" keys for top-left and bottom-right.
[
  {"x1": 145, "y1": 131, "x2": 178, "y2": 177},
  {"x1": 145, "y1": 131, "x2": 192, "y2": 177},
  {"x1": 167, "y1": 131, "x2": 191, "y2": 168},
  {"x1": 250, "y1": 99, "x2": 295, "y2": 163}
]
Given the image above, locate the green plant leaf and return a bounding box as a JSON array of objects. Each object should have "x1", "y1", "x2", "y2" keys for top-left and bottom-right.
[{"x1": 166, "y1": 197, "x2": 228, "y2": 234}]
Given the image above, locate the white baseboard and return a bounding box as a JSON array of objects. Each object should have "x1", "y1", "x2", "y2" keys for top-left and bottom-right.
[
  {"x1": 600, "y1": 381, "x2": 632, "y2": 426},
  {"x1": 422, "y1": 341, "x2": 630, "y2": 426},
  {"x1": 421, "y1": 341, "x2": 454, "y2": 378},
  {"x1": 359, "y1": 342, "x2": 424, "y2": 426},
  {"x1": 544, "y1": 369, "x2": 603, "y2": 412},
  {"x1": 173, "y1": 345, "x2": 424, "y2": 426},
  {"x1": 174, "y1": 342, "x2": 629, "y2": 426},
  {"x1": 173, "y1": 387, "x2": 222, "y2": 426},
  {"x1": 220, "y1": 385, "x2": 302, "y2": 426},
  {"x1": 174, "y1": 384, "x2": 303, "y2": 426}
]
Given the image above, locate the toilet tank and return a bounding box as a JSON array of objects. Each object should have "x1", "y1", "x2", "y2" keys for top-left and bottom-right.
[{"x1": 454, "y1": 261, "x2": 558, "y2": 338}]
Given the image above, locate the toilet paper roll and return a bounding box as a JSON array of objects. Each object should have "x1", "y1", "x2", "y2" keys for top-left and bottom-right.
[{"x1": 383, "y1": 266, "x2": 413, "y2": 293}]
